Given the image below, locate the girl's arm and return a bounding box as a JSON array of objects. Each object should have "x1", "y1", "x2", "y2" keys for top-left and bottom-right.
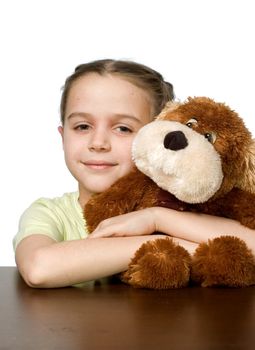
[
  {"x1": 89, "y1": 207, "x2": 255, "y2": 254},
  {"x1": 15, "y1": 233, "x2": 197, "y2": 288}
]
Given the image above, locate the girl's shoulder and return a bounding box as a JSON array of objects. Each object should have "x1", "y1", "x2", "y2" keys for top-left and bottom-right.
[
  {"x1": 13, "y1": 192, "x2": 86, "y2": 251},
  {"x1": 31, "y1": 191, "x2": 80, "y2": 214}
]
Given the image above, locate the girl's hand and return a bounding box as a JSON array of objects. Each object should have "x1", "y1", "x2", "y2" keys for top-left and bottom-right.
[{"x1": 87, "y1": 208, "x2": 157, "y2": 239}]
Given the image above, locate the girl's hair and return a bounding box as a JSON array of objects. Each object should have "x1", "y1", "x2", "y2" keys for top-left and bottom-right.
[{"x1": 60, "y1": 59, "x2": 174, "y2": 125}]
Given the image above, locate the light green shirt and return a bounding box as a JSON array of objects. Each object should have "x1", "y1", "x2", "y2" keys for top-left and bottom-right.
[{"x1": 13, "y1": 192, "x2": 88, "y2": 251}]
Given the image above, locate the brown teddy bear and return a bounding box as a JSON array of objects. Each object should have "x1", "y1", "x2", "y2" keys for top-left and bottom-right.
[{"x1": 84, "y1": 97, "x2": 255, "y2": 289}]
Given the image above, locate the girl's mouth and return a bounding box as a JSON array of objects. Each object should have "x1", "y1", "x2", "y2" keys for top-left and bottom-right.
[{"x1": 83, "y1": 160, "x2": 117, "y2": 170}]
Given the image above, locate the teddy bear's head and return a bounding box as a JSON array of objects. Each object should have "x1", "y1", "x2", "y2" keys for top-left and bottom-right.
[{"x1": 132, "y1": 97, "x2": 255, "y2": 203}]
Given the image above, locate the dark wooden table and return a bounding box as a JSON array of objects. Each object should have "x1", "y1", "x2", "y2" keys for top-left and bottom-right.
[{"x1": 1, "y1": 267, "x2": 255, "y2": 349}]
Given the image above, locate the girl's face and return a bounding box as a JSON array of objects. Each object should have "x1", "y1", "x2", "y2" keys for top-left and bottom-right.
[{"x1": 58, "y1": 73, "x2": 153, "y2": 206}]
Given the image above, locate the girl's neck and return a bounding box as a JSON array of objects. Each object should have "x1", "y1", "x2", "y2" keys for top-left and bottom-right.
[{"x1": 78, "y1": 186, "x2": 93, "y2": 208}]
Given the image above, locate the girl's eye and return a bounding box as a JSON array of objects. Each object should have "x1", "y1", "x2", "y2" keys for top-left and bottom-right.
[
  {"x1": 116, "y1": 126, "x2": 133, "y2": 133},
  {"x1": 74, "y1": 124, "x2": 90, "y2": 131}
]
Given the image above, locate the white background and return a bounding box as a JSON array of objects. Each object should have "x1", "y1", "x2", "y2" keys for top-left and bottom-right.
[{"x1": 0, "y1": 0, "x2": 254, "y2": 266}]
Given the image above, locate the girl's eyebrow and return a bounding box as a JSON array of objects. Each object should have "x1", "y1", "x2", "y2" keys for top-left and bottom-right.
[
  {"x1": 67, "y1": 112, "x2": 90, "y2": 120},
  {"x1": 67, "y1": 112, "x2": 143, "y2": 124}
]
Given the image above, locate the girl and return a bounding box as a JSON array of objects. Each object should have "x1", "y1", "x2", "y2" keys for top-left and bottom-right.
[{"x1": 13, "y1": 59, "x2": 255, "y2": 288}]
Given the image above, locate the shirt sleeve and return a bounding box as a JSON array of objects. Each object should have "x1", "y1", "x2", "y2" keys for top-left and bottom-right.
[{"x1": 13, "y1": 199, "x2": 64, "y2": 251}]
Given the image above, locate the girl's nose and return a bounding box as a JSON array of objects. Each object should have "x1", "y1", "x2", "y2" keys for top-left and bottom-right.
[{"x1": 88, "y1": 129, "x2": 111, "y2": 152}]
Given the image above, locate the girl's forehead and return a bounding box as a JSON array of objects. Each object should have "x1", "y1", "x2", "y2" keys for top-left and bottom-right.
[{"x1": 65, "y1": 73, "x2": 154, "y2": 122}]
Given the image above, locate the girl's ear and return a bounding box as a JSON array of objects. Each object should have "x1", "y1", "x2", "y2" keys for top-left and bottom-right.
[
  {"x1": 237, "y1": 139, "x2": 255, "y2": 193},
  {"x1": 58, "y1": 126, "x2": 65, "y2": 150},
  {"x1": 156, "y1": 100, "x2": 182, "y2": 120},
  {"x1": 58, "y1": 126, "x2": 64, "y2": 139}
]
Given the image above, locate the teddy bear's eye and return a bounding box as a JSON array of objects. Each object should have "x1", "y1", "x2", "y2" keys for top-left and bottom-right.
[
  {"x1": 204, "y1": 132, "x2": 217, "y2": 144},
  {"x1": 186, "y1": 118, "x2": 198, "y2": 128}
]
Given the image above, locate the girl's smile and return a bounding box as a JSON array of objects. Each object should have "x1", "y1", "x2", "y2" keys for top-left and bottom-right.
[{"x1": 83, "y1": 160, "x2": 118, "y2": 171}]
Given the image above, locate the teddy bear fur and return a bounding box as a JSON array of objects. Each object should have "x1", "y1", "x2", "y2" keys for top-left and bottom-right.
[{"x1": 84, "y1": 97, "x2": 255, "y2": 289}]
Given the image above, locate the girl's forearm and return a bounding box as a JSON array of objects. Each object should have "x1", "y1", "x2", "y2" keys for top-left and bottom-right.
[
  {"x1": 153, "y1": 207, "x2": 255, "y2": 253},
  {"x1": 39, "y1": 236, "x2": 152, "y2": 287},
  {"x1": 18, "y1": 234, "x2": 186, "y2": 288}
]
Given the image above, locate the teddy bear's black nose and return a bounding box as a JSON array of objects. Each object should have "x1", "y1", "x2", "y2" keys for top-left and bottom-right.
[{"x1": 163, "y1": 131, "x2": 188, "y2": 151}]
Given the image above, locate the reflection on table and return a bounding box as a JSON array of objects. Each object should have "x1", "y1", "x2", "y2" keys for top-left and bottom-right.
[{"x1": 1, "y1": 267, "x2": 255, "y2": 349}]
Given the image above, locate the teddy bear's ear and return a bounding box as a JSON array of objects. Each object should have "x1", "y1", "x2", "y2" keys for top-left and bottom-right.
[
  {"x1": 236, "y1": 139, "x2": 255, "y2": 193},
  {"x1": 156, "y1": 100, "x2": 182, "y2": 120}
]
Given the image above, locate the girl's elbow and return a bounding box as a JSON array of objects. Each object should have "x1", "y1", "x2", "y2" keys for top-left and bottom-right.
[
  {"x1": 24, "y1": 268, "x2": 45, "y2": 288},
  {"x1": 19, "y1": 251, "x2": 49, "y2": 288}
]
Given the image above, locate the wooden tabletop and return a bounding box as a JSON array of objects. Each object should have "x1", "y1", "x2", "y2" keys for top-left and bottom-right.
[{"x1": 1, "y1": 267, "x2": 255, "y2": 350}]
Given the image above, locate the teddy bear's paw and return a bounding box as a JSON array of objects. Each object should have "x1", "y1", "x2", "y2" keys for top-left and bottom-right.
[
  {"x1": 191, "y1": 236, "x2": 255, "y2": 287},
  {"x1": 121, "y1": 238, "x2": 191, "y2": 289}
]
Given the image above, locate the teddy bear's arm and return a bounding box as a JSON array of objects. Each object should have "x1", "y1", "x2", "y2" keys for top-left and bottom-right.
[
  {"x1": 196, "y1": 188, "x2": 255, "y2": 230},
  {"x1": 84, "y1": 168, "x2": 160, "y2": 233}
]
